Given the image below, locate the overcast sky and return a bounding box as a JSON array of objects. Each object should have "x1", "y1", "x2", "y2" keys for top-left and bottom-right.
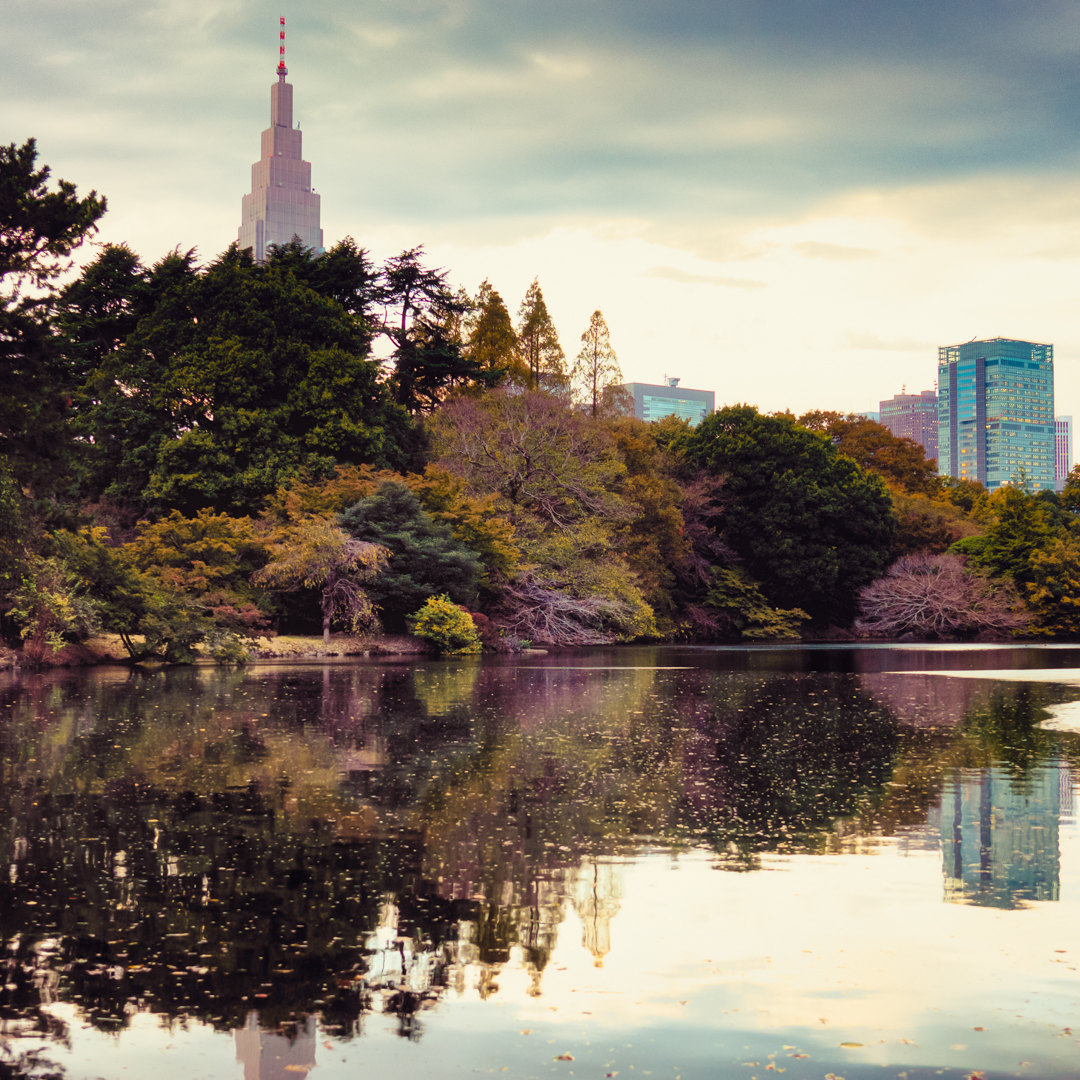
[{"x1": 9, "y1": 0, "x2": 1080, "y2": 429}]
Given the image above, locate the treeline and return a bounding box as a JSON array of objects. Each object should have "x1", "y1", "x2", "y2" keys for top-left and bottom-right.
[{"x1": 3, "y1": 138, "x2": 1080, "y2": 663}]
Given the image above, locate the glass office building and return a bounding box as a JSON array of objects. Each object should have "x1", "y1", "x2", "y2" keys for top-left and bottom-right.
[
  {"x1": 937, "y1": 338, "x2": 1055, "y2": 491},
  {"x1": 624, "y1": 380, "x2": 715, "y2": 426}
]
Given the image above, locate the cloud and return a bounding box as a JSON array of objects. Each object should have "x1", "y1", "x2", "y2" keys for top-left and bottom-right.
[
  {"x1": 794, "y1": 242, "x2": 878, "y2": 261},
  {"x1": 644, "y1": 267, "x2": 766, "y2": 288}
]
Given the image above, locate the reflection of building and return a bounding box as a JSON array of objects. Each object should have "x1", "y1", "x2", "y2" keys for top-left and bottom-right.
[
  {"x1": 624, "y1": 379, "x2": 715, "y2": 426},
  {"x1": 572, "y1": 859, "x2": 624, "y2": 967},
  {"x1": 879, "y1": 389, "x2": 938, "y2": 465},
  {"x1": 238, "y1": 20, "x2": 324, "y2": 263},
  {"x1": 933, "y1": 765, "x2": 1065, "y2": 908},
  {"x1": 937, "y1": 337, "x2": 1055, "y2": 490},
  {"x1": 235, "y1": 1013, "x2": 317, "y2": 1080}
]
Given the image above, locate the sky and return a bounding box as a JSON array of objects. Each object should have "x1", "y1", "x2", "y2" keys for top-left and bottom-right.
[{"x1": 8, "y1": 0, "x2": 1080, "y2": 425}]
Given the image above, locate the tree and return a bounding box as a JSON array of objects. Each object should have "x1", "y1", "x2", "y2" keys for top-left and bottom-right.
[
  {"x1": 0, "y1": 139, "x2": 106, "y2": 490},
  {"x1": 253, "y1": 517, "x2": 388, "y2": 643},
  {"x1": 797, "y1": 411, "x2": 938, "y2": 494},
  {"x1": 466, "y1": 280, "x2": 522, "y2": 383},
  {"x1": 75, "y1": 242, "x2": 414, "y2": 514},
  {"x1": 856, "y1": 553, "x2": 1027, "y2": 638},
  {"x1": 702, "y1": 567, "x2": 810, "y2": 640},
  {"x1": 379, "y1": 247, "x2": 500, "y2": 412},
  {"x1": 1026, "y1": 533, "x2": 1080, "y2": 637},
  {"x1": 428, "y1": 388, "x2": 626, "y2": 528},
  {"x1": 950, "y1": 484, "x2": 1055, "y2": 586},
  {"x1": 570, "y1": 310, "x2": 622, "y2": 418},
  {"x1": 339, "y1": 481, "x2": 482, "y2": 631},
  {"x1": 517, "y1": 278, "x2": 565, "y2": 392},
  {"x1": 682, "y1": 405, "x2": 896, "y2": 624}
]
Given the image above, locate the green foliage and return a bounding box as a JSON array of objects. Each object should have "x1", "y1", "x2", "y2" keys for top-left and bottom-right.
[
  {"x1": 703, "y1": 567, "x2": 810, "y2": 640},
  {"x1": 950, "y1": 484, "x2": 1055, "y2": 586},
  {"x1": 410, "y1": 594, "x2": 482, "y2": 654},
  {"x1": 1, "y1": 139, "x2": 107, "y2": 492},
  {"x1": 56, "y1": 527, "x2": 251, "y2": 664},
  {"x1": 73, "y1": 242, "x2": 413, "y2": 515},
  {"x1": 380, "y1": 247, "x2": 501, "y2": 412},
  {"x1": 889, "y1": 488, "x2": 979, "y2": 557},
  {"x1": 340, "y1": 481, "x2": 481, "y2": 631},
  {"x1": 10, "y1": 556, "x2": 101, "y2": 662},
  {"x1": 683, "y1": 405, "x2": 895, "y2": 624},
  {"x1": 1024, "y1": 534, "x2": 1080, "y2": 637},
  {"x1": 0, "y1": 460, "x2": 28, "y2": 599}
]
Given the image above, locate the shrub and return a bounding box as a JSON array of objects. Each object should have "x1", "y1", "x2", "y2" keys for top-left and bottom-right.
[
  {"x1": 410, "y1": 595, "x2": 482, "y2": 655},
  {"x1": 856, "y1": 553, "x2": 1028, "y2": 639}
]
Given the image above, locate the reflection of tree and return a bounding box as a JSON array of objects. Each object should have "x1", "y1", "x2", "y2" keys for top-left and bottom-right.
[
  {"x1": 683, "y1": 674, "x2": 901, "y2": 868},
  {"x1": 1, "y1": 657, "x2": 1074, "y2": 1048}
]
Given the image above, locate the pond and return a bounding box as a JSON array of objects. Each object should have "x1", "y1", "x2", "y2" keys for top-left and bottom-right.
[{"x1": 0, "y1": 644, "x2": 1079, "y2": 1080}]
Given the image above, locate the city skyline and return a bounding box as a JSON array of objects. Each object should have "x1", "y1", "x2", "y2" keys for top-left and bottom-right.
[{"x1": 7, "y1": 2, "x2": 1080, "y2": 421}]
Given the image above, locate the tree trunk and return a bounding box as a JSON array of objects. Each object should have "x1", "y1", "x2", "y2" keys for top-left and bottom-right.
[{"x1": 323, "y1": 612, "x2": 331, "y2": 644}]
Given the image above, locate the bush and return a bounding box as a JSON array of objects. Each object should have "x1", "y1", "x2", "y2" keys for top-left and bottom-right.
[
  {"x1": 410, "y1": 595, "x2": 482, "y2": 655},
  {"x1": 856, "y1": 553, "x2": 1028, "y2": 639}
]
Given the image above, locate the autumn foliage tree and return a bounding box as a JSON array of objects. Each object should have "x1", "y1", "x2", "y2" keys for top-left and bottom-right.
[
  {"x1": 254, "y1": 518, "x2": 388, "y2": 643},
  {"x1": 517, "y1": 278, "x2": 565, "y2": 392},
  {"x1": 570, "y1": 310, "x2": 622, "y2": 418}
]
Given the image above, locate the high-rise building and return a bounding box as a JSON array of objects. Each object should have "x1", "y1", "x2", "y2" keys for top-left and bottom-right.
[
  {"x1": 238, "y1": 20, "x2": 323, "y2": 263},
  {"x1": 937, "y1": 337, "x2": 1055, "y2": 491},
  {"x1": 879, "y1": 390, "x2": 938, "y2": 466},
  {"x1": 624, "y1": 378, "x2": 715, "y2": 426},
  {"x1": 1055, "y1": 416, "x2": 1073, "y2": 490}
]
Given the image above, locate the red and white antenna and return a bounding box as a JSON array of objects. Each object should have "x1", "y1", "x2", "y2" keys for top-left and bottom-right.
[{"x1": 277, "y1": 16, "x2": 287, "y2": 76}]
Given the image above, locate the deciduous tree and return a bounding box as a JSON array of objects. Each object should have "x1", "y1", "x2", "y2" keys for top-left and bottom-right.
[
  {"x1": 517, "y1": 278, "x2": 565, "y2": 392},
  {"x1": 570, "y1": 310, "x2": 622, "y2": 418}
]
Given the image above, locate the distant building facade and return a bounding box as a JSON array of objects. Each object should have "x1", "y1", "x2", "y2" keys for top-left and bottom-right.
[
  {"x1": 624, "y1": 378, "x2": 715, "y2": 426},
  {"x1": 937, "y1": 337, "x2": 1055, "y2": 491},
  {"x1": 238, "y1": 38, "x2": 323, "y2": 263},
  {"x1": 1056, "y1": 416, "x2": 1073, "y2": 491},
  {"x1": 879, "y1": 389, "x2": 939, "y2": 466},
  {"x1": 856, "y1": 411, "x2": 880, "y2": 423}
]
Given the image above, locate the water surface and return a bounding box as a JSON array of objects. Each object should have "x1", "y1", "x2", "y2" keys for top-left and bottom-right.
[{"x1": 1, "y1": 645, "x2": 1078, "y2": 1079}]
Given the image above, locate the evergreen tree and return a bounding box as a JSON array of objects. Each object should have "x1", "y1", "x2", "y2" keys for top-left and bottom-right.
[
  {"x1": 380, "y1": 248, "x2": 500, "y2": 412},
  {"x1": 571, "y1": 310, "x2": 622, "y2": 418},
  {"x1": 516, "y1": 278, "x2": 566, "y2": 392},
  {"x1": 0, "y1": 139, "x2": 106, "y2": 491},
  {"x1": 340, "y1": 481, "x2": 481, "y2": 631}
]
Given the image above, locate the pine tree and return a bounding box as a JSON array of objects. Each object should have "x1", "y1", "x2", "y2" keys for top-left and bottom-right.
[
  {"x1": 516, "y1": 278, "x2": 565, "y2": 392},
  {"x1": 571, "y1": 310, "x2": 622, "y2": 418}
]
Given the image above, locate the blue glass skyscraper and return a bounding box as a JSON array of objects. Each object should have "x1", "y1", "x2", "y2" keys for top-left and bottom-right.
[{"x1": 937, "y1": 337, "x2": 1055, "y2": 491}]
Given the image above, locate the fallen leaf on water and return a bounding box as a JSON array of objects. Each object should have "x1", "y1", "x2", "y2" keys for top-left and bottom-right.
[
  {"x1": 963, "y1": 1072, "x2": 986, "y2": 1080},
  {"x1": 606, "y1": 1073, "x2": 618, "y2": 1077},
  {"x1": 839, "y1": 1042, "x2": 863, "y2": 1048},
  {"x1": 973, "y1": 1026, "x2": 984, "y2": 1032},
  {"x1": 322, "y1": 1040, "x2": 333, "y2": 1049},
  {"x1": 950, "y1": 1044, "x2": 967, "y2": 1051},
  {"x1": 520, "y1": 1030, "x2": 531, "y2": 1035},
  {"x1": 554, "y1": 1054, "x2": 574, "y2": 1061},
  {"x1": 284, "y1": 1069, "x2": 308, "y2": 1075}
]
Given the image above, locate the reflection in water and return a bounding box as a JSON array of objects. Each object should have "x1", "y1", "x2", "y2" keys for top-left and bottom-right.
[
  {"x1": 935, "y1": 763, "x2": 1070, "y2": 908},
  {"x1": 0, "y1": 647, "x2": 1077, "y2": 1074},
  {"x1": 235, "y1": 1013, "x2": 317, "y2": 1080}
]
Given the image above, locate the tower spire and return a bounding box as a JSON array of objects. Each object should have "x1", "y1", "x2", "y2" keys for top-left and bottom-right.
[{"x1": 277, "y1": 16, "x2": 287, "y2": 78}]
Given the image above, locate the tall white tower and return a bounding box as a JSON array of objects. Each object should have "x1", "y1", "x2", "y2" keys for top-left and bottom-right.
[{"x1": 238, "y1": 18, "x2": 323, "y2": 262}]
